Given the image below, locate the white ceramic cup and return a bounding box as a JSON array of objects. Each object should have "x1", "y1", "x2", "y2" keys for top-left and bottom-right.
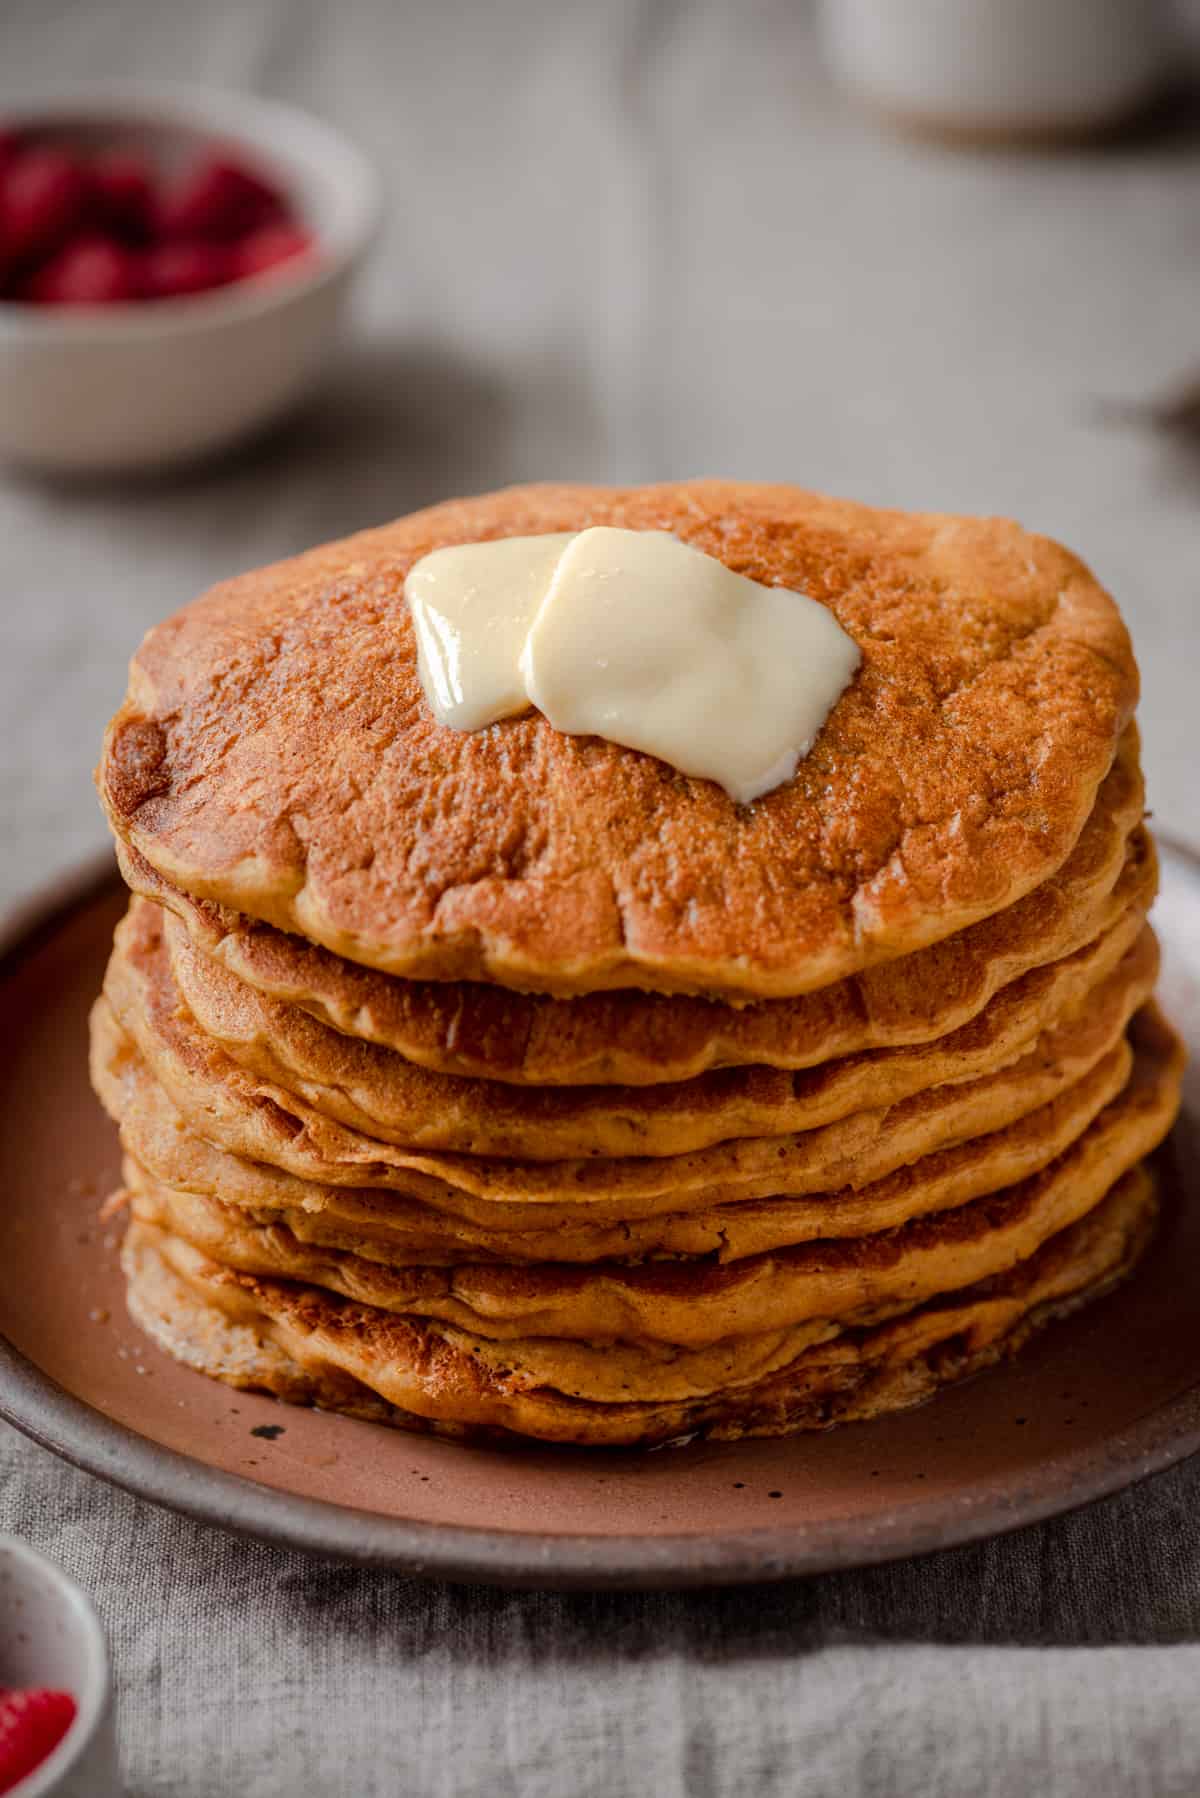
[
  {"x1": 819, "y1": 0, "x2": 1172, "y2": 140},
  {"x1": 0, "y1": 1536, "x2": 119, "y2": 1798}
]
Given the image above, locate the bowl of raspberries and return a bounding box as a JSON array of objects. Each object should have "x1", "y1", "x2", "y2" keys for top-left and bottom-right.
[
  {"x1": 0, "y1": 1535, "x2": 116, "y2": 1797},
  {"x1": 0, "y1": 84, "x2": 380, "y2": 473}
]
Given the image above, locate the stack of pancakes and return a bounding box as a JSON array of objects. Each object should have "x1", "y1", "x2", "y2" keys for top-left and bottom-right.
[{"x1": 89, "y1": 482, "x2": 1184, "y2": 1447}]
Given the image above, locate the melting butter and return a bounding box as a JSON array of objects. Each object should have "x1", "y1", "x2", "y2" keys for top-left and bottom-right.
[
  {"x1": 406, "y1": 533, "x2": 575, "y2": 730},
  {"x1": 405, "y1": 526, "x2": 860, "y2": 804}
]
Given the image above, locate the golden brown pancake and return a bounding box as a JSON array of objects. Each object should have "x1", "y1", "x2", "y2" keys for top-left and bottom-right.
[
  {"x1": 105, "y1": 888, "x2": 1165, "y2": 1165},
  {"x1": 158, "y1": 891, "x2": 1152, "y2": 1158},
  {"x1": 109, "y1": 1033, "x2": 1133, "y2": 1266},
  {"x1": 97, "y1": 482, "x2": 1137, "y2": 998},
  {"x1": 115, "y1": 736, "x2": 1147, "y2": 1086},
  {"x1": 93, "y1": 915, "x2": 1157, "y2": 1209},
  {"x1": 120, "y1": 1167, "x2": 1157, "y2": 1445},
  {"x1": 119, "y1": 1006, "x2": 1182, "y2": 1351}
]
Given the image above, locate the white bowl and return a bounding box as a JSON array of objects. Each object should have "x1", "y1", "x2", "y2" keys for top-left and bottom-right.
[
  {"x1": 0, "y1": 1535, "x2": 119, "y2": 1796},
  {"x1": 819, "y1": 0, "x2": 1171, "y2": 141},
  {"x1": 0, "y1": 83, "x2": 381, "y2": 474}
]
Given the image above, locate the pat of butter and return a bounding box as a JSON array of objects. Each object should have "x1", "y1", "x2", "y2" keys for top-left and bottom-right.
[
  {"x1": 522, "y1": 528, "x2": 860, "y2": 803},
  {"x1": 406, "y1": 533, "x2": 575, "y2": 730},
  {"x1": 406, "y1": 526, "x2": 860, "y2": 804}
]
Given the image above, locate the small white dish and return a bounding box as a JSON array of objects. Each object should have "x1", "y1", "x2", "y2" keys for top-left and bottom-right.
[
  {"x1": 819, "y1": 0, "x2": 1172, "y2": 142},
  {"x1": 0, "y1": 83, "x2": 381, "y2": 474},
  {"x1": 0, "y1": 1535, "x2": 119, "y2": 1797}
]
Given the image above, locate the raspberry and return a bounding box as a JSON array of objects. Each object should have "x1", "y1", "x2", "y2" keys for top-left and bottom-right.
[
  {"x1": 24, "y1": 235, "x2": 138, "y2": 305},
  {"x1": 234, "y1": 223, "x2": 315, "y2": 280},
  {"x1": 0, "y1": 1688, "x2": 77, "y2": 1794},
  {"x1": 0, "y1": 146, "x2": 90, "y2": 266},
  {"x1": 156, "y1": 153, "x2": 286, "y2": 242},
  {"x1": 139, "y1": 238, "x2": 233, "y2": 299},
  {"x1": 91, "y1": 149, "x2": 155, "y2": 242}
]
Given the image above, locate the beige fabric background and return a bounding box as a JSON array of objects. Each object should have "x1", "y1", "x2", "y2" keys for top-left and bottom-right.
[{"x1": 3, "y1": 3, "x2": 1200, "y2": 1793}]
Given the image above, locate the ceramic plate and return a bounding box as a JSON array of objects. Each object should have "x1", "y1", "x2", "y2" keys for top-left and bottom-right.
[{"x1": 1, "y1": 848, "x2": 1198, "y2": 1590}]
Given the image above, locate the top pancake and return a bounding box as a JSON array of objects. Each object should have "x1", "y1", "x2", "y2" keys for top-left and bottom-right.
[{"x1": 98, "y1": 481, "x2": 1137, "y2": 998}]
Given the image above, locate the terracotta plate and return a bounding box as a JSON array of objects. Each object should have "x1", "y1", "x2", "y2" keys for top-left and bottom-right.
[{"x1": 1, "y1": 848, "x2": 1199, "y2": 1591}]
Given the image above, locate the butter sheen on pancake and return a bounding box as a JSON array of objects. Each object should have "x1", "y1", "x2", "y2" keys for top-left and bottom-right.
[{"x1": 98, "y1": 481, "x2": 1138, "y2": 998}]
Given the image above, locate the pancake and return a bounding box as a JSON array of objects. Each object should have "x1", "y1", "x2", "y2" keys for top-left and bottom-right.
[
  {"x1": 121, "y1": 1195, "x2": 844, "y2": 1403},
  {"x1": 110, "y1": 1033, "x2": 1133, "y2": 1265},
  {"x1": 119, "y1": 1006, "x2": 1182, "y2": 1351},
  {"x1": 157, "y1": 881, "x2": 1153, "y2": 1159},
  {"x1": 97, "y1": 481, "x2": 1137, "y2": 998},
  {"x1": 92, "y1": 924, "x2": 1157, "y2": 1212},
  {"x1": 107, "y1": 899, "x2": 1158, "y2": 1165},
  {"x1": 115, "y1": 734, "x2": 1147, "y2": 1086},
  {"x1": 120, "y1": 1166, "x2": 1158, "y2": 1445}
]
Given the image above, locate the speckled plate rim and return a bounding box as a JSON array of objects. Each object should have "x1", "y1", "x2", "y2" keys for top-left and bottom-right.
[{"x1": 1, "y1": 848, "x2": 1199, "y2": 1592}]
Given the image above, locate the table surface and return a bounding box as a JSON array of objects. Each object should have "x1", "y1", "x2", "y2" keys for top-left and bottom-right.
[{"x1": 3, "y1": 3, "x2": 1200, "y2": 1794}]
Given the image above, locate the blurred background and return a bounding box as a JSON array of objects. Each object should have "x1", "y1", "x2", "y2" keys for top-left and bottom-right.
[{"x1": 3, "y1": 0, "x2": 1200, "y2": 911}]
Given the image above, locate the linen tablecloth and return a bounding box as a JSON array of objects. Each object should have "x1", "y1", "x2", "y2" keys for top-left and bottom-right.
[{"x1": 3, "y1": 3, "x2": 1200, "y2": 1792}]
